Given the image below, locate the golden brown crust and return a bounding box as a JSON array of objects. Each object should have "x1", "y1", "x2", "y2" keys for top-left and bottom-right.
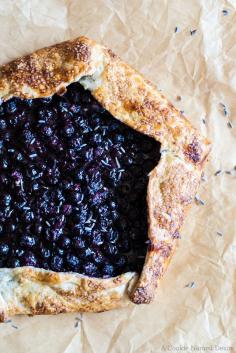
[
  {"x1": 0, "y1": 268, "x2": 137, "y2": 321},
  {"x1": 0, "y1": 37, "x2": 211, "y2": 320}
]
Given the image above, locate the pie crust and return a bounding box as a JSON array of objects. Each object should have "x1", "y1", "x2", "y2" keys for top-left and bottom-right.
[{"x1": 0, "y1": 36, "x2": 211, "y2": 321}]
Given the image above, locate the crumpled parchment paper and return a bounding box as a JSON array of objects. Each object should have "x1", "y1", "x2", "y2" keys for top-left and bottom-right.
[{"x1": 0, "y1": 0, "x2": 236, "y2": 352}]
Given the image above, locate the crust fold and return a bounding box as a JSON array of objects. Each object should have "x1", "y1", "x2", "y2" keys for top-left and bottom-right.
[
  {"x1": 0, "y1": 36, "x2": 211, "y2": 319},
  {"x1": 0, "y1": 268, "x2": 137, "y2": 321}
]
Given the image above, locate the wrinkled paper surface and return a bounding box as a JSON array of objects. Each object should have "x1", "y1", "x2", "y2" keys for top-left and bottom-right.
[{"x1": 0, "y1": 0, "x2": 236, "y2": 352}]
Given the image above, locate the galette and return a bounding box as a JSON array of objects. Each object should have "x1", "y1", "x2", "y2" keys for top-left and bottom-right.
[{"x1": 0, "y1": 37, "x2": 210, "y2": 321}]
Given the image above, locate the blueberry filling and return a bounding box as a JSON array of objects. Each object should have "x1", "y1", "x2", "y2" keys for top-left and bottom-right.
[{"x1": 0, "y1": 82, "x2": 160, "y2": 277}]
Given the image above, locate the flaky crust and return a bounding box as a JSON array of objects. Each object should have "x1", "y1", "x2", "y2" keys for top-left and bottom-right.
[{"x1": 0, "y1": 37, "x2": 211, "y2": 320}]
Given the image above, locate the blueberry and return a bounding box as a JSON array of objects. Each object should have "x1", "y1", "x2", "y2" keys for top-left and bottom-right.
[
  {"x1": 5, "y1": 100, "x2": 17, "y2": 114},
  {"x1": 51, "y1": 255, "x2": 64, "y2": 272},
  {"x1": 100, "y1": 218, "x2": 112, "y2": 230},
  {"x1": 77, "y1": 207, "x2": 89, "y2": 223},
  {"x1": 0, "y1": 119, "x2": 7, "y2": 130},
  {"x1": 15, "y1": 248, "x2": 25, "y2": 258},
  {"x1": 92, "y1": 231, "x2": 104, "y2": 246},
  {"x1": 55, "y1": 248, "x2": 64, "y2": 256},
  {"x1": 58, "y1": 236, "x2": 71, "y2": 249},
  {"x1": 83, "y1": 262, "x2": 98, "y2": 277},
  {"x1": 88, "y1": 177, "x2": 103, "y2": 193},
  {"x1": 124, "y1": 156, "x2": 134, "y2": 166},
  {"x1": 102, "y1": 263, "x2": 115, "y2": 277},
  {"x1": 103, "y1": 244, "x2": 118, "y2": 256},
  {"x1": 32, "y1": 182, "x2": 40, "y2": 191},
  {"x1": 93, "y1": 133, "x2": 102, "y2": 144},
  {"x1": 75, "y1": 169, "x2": 85, "y2": 182},
  {"x1": 98, "y1": 205, "x2": 110, "y2": 218},
  {"x1": 8, "y1": 223, "x2": 16, "y2": 233},
  {"x1": 64, "y1": 124, "x2": 74, "y2": 136},
  {"x1": 3, "y1": 206, "x2": 11, "y2": 218},
  {"x1": 2, "y1": 131, "x2": 11, "y2": 142},
  {"x1": 2, "y1": 159, "x2": 8, "y2": 169},
  {"x1": 70, "y1": 191, "x2": 84, "y2": 204},
  {"x1": 20, "y1": 235, "x2": 37, "y2": 248},
  {"x1": 107, "y1": 229, "x2": 119, "y2": 243},
  {"x1": 16, "y1": 152, "x2": 23, "y2": 161},
  {"x1": 70, "y1": 104, "x2": 81, "y2": 114},
  {"x1": 40, "y1": 247, "x2": 51, "y2": 259},
  {"x1": 83, "y1": 247, "x2": 95, "y2": 259},
  {"x1": 35, "y1": 224, "x2": 43, "y2": 234},
  {"x1": 85, "y1": 148, "x2": 94, "y2": 162},
  {"x1": 21, "y1": 251, "x2": 38, "y2": 267},
  {"x1": 94, "y1": 147, "x2": 104, "y2": 158},
  {"x1": 23, "y1": 211, "x2": 35, "y2": 223},
  {"x1": 72, "y1": 213, "x2": 82, "y2": 226},
  {"x1": 37, "y1": 107, "x2": 53, "y2": 122},
  {"x1": 71, "y1": 137, "x2": 84, "y2": 150},
  {"x1": 66, "y1": 253, "x2": 80, "y2": 271},
  {"x1": 62, "y1": 204, "x2": 72, "y2": 215},
  {"x1": 111, "y1": 210, "x2": 119, "y2": 221},
  {"x1": 91, "y1": 190, "x2": 109, "y2": 206},
  {"x1": 0, "y1": 243, "x2": 10, "y2": 257},
  {"x1": 68, "y1": 148, "x2": 77, "y2": 160},
  {"x1": 78, "y1": 119, "x2": 90, "y2": 133},
  {"x1": 41, "y1": 125, "x2": 53, "y2": 137},
  {"x1": 73, "y1": 236, "x2": 86, "y2": 251},
  {"x1": 0, "y1": 106, "x2": 4, "y2": 117},
  {"x1": 110, "y1": 201, "x2": 117, "y2": 210},
  {"x1": 50, "y1": 228, "x2": 63, "y2": 242},
  {"x1": 92, "y1": 249, "x2": 105, "y2": 265},
  {"x1": 57, "y1": 101, "x2": 70, "y2": 113},
  {"x1": 22, "y1": 129, "x2": 34, "y2": 144},
  {"x1": 24, "y1": 99, "x2": 34, "y2": 108},
  {"x1": 109, "y1": 170, "x2": 121, "y2": 185},
  {"x1": 2, "y1": 193, "x2": 11, "y2": 206},
  {"x1": 48, "y1": 135, "x2": 58, "y2": 147},
  {"x1": 114, "y1": 134, "x2": 125, "y2": 143}
]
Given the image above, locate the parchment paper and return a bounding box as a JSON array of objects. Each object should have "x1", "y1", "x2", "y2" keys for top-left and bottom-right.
[{"x1": 0, "y1": 0, "x2": 236, "y2": 352}]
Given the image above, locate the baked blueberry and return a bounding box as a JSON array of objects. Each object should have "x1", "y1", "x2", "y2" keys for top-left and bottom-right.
[
  {"x1": 58, "y1": 235, "x2": 71, "y2": 249},
  {"x1": 5, "y1": 100, "x2": 17, "y2": 114},
  {"x1": 0, "y1": 82, "x2": 160, "y2": 278},
  {"x1": 102, "y1": 263, "x2": 115, "y2": 277},
  {"x1": 0, "y1": 119, "x2": 7, "y2": 130},
  {"x1": 66, "y1": 253, "x2": 81, "y2": 271},
  {"x1": 0, "y1": 243, "x2": 10, "y2": 257},
  {"x1": 21, "y1": 251, "x2": 38, "y2": 267},
  {"x1": 39, "y1": 247, "x2": 51, "y2": 259},
  {"x1": 73, "y1": 236, "x2": 86, "y2": 251},
  {"x1": 50, "y1": 255, "x2": 64, "y2": 272},
  {"x1": 83, "y1": 262, "x2": 98, "y2": 276},
  {"x1": 91, "y1": 231, "x2": 104, "y2": 246},
  {"x1": 20, "y1": 234, "x2": 37, "y2": 248}
]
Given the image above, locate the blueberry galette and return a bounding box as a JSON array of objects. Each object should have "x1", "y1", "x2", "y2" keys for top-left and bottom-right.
[{"x1": 0, "y1": 37, "x2": 210, "y2": 321}]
